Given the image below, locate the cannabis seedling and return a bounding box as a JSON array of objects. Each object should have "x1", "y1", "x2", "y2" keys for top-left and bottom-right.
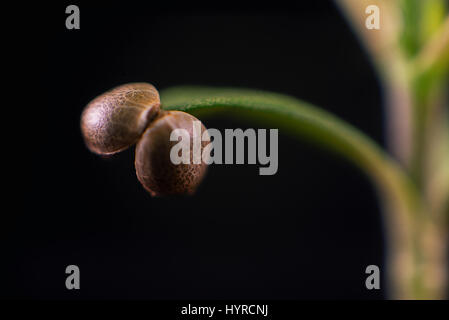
[{"x1": 82, "y1": 0, "x2": 449, "y2": 299}]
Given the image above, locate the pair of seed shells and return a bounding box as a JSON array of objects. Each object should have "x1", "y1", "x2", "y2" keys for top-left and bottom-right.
[{"x1": 81, "y1": 83, "x2": 208, "y2": 196}]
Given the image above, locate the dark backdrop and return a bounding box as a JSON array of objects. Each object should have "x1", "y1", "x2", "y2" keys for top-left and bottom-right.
[{"x1": 7, "y1": 1, "x2": 386, "y2": 299}]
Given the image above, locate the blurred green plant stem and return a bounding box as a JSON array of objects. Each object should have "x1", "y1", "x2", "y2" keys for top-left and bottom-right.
[{"x1": 336, "y1": 0, "x2": 449, "y2": 299}]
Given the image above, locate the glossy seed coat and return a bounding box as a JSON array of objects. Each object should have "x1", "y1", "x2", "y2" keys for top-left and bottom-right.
[{"x1": 81, "y1": 83, "x2": 160, "y2": 155}]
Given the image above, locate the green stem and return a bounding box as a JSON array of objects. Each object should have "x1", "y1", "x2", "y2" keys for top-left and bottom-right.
[
  {"x1": 335, "y1": 0, "x2": 449, "y2": 299},
  {"x1": 160, "y1": 86, "x2": 440, "y2": 298},
  {"x1": 161, "y1": 87, "x2": 417, "y2": 209}
]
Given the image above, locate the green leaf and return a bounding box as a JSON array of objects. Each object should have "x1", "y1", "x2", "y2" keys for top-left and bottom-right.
[{"x1": 161, "y1": 86, "x2": 422, "y2": 216}]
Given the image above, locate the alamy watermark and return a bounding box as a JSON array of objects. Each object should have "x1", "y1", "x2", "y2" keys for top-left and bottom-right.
[
  {"x1": 169, "y1": 121, "x2": 278, "y2": 176},
  {"x1": 65, "y1": 5, "x2": 80, "y2": 30},
  {"x1": 365, "y1": 265, "x2": 380, "y2": 290},
  {"x1": 65, "y1": 265, "x2": 80, "y2": 290}
]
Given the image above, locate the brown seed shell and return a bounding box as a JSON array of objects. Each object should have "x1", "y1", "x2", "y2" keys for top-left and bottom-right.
[
  {"x1": 135, "y1": 111, "x2": 209, "y2": 196},
  {"x1": 81, "y1": 83, "x2": 160, "y2": 155}
]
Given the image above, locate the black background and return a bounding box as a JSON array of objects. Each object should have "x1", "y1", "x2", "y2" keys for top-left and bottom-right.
[{"x1": 7, "y1": 1, "x2": 387, "y2": 299}]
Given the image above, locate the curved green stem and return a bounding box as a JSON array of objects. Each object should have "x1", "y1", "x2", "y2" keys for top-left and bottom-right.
[
  {"x1": 160, "y1": 86, "x2": 440, "y2": 298},
  {"x1": 161, "y1": 86, "x2": 419, "y2": 210}
]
